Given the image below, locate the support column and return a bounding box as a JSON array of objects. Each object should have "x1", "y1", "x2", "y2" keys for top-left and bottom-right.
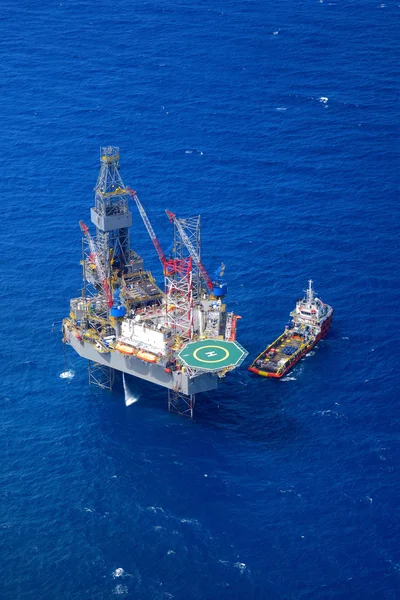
[
  {"x1": 88, "y1": 360, "x2": 115, "y2": 390},
  {"x1": 168, "y1": 389, "x2": 195, "y2": 419}
]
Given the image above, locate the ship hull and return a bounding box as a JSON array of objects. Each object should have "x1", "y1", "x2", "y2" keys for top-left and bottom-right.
[{"x1": 249, "y1": 313, "x2": 333, "y2": 378}]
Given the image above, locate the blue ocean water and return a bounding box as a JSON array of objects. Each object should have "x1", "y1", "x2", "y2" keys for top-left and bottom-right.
[{"x1": 1, "y1": 0, "x2": 399, "y2": 598}]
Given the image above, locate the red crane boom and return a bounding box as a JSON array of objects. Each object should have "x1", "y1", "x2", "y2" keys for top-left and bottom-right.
[{"x1": 79, "y1": 221, "x2": 113, "y2": 307}]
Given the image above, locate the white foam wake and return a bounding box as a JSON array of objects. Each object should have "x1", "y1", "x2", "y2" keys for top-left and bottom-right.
[
  {"x1": 123, "y1": 373, "x2": 138, "y2": 406},
  {"x1": 59, "y1": 369, "x2": 75, "y2": 379},
  {"x1": 185, "y1": 149, "x2": 204, "y2": 155},
  {"x1": 234, "y1": 562, "x2": 248, "y2": 573},
  {"x1": 113, "y1": 584, "x2": 128, "y2": 595},
  {"x1": 112, "y1": 568, "x2": 126, "y2": 578}
]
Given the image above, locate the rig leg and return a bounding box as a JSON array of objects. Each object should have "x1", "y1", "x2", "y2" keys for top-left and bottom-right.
[
  {"x1": 88, "y1": 360, "x2": 115, "y2": 391},
  {"x1": 168, "y1": 389, "x2": 195, "y2": 419}
]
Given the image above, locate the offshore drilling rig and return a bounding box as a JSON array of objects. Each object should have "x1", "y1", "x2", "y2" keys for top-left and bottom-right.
[{"x1": 63, "y1": 147, "x2": 247, "y2": 417}]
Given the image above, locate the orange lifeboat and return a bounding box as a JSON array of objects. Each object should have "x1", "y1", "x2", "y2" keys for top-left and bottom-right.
[
  {"x1": 115, "y1": 342, "x2": 136, "y2": 355},
  {"x1": 137, "y1": 350, "x2": 158, "y2": 363}
]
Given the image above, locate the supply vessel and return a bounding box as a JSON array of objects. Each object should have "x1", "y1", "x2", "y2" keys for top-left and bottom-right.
[
  {"x1": 248, "y1": 281, "x2": 333, "y2": 378},
  {"x1": 62, "y1": 147, "x2": 247, "y2": 417}
]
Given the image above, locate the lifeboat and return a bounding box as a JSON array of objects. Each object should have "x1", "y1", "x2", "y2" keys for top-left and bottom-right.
[
  {"x1": 115, "y1": 342, "x2": 136, "y2": 355},
  {"x1": 137, "y1": 350, "x2": 158, "y2": 363}
]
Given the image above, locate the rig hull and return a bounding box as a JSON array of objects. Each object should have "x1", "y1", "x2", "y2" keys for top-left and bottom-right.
[{"x1": 68, "y1": 332, "x2": 219, "y2": 395}]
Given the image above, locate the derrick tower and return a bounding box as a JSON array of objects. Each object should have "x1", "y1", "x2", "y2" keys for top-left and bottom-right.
[{"x1": 91, "y1": 147, "x2": 132, "y2": 273}]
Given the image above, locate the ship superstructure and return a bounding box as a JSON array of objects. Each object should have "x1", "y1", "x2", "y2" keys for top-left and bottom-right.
[
  {"x1": 63, "y1": 147, "x2": 247, "y2": 417},
  {"x1": 248, "y1": 281, "x2": 333, "y2": 378}
]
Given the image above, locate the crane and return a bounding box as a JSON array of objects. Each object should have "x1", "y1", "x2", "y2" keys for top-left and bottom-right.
[
  {"x1": 128, "y1": 189, "x2": 167, "y2": 268},
  {"x1": 165, "y1": 210, "x2": 213, "y2": 292},
  {"x1": 79, "y1": 221, "x2": 113, "y2": 307}
]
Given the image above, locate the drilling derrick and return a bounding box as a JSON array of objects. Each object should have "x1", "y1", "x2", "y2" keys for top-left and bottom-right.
[
  {"x1": 63, "y1": 148, "x2": 248, "y2": 418},
  {"x1": 91, "y1": 147, "x2": 132, "y2": 274}
]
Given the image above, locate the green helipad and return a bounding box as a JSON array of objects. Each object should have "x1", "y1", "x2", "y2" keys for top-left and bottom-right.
[{"x1": 178, "y1": 339, "x2": 248, "y2": 372}]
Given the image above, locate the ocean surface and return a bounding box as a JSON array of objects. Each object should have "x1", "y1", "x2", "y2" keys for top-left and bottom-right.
[{"x1": 1, "y1": 1, "x2": 399, "y2": 598}]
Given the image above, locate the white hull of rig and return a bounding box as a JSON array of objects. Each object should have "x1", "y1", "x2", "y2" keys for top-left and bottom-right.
[{"x1": 67, "y1": 334, "x2": 219, "y2": 396}]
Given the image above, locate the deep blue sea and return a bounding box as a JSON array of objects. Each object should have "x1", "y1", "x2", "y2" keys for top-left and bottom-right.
[{"x1": 1, "y1": 1, "x2": 399, "y2": 598}]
